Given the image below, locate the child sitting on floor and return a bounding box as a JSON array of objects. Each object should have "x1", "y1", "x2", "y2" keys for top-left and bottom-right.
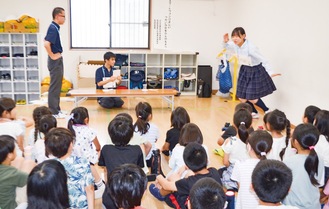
[
  {"x1": 252, "y1": 159, "x2": 298, "y2": 209},
  {"x1": 150, "y1": 142, "x2": 222, "y2": 209}
]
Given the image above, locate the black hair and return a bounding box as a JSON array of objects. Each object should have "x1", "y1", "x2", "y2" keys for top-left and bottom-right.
[
  {"x1": 247, "y1": 130, "x2": 273, "y2": 160},
  {"x1": 52, "y1": 7, "x2": 64, "y2": 19},
  {"x1": 115, "y1": 112, "x2": 133, "y2": 123},
  {"x1": 178, "y1": 123, "x2": 203, "y2": 146},
  {"x1": 171, "y1": 106, "x2": 190, "y2": 130},
  {"x1": 104, "y1": 51, "x2": 116, "y2": 62},
  {"x1": 27, "y1": 159, "x2": 69, "y2": 209},
  {"x1": 67, "y1": 107, "x2": 89, "y2": 137},
  {"x1": 39, "y1": 115, "x2": 57, "y2": 135},
  {"x1": 231, "y1": 27, "x2": 246, "y2": 38},
  {"x1": 32, "y1": 106, "x2": 52, "y2": 142},
  {"x1": 304, "y1": 105, "x2": 321, "y2": 124},
  {"x1": 252, "y1": 160, "x2": 292, "y2": 204},
  {"x1": 266, "y1": 109, "x2": 291, "y2": 160},
  {"x1": 108, "y1": 164, "x2": 147, "y2": 209},
  {"x1": 133, "y1": 102, "x2": 152, "y2": 134},
  {"x1": 233, "y1": 108, "x2": 252, "y2": 144},
  {"x1": 234, "y1": 102, "x2": 253, "y2": 113},
  {"x1": 293, "y1": 123, "x2": 320, "y2": 186},
  {"x1": 108, "y1": 116, "x2": 134, "y2": 146},
  {"x1": 183, "y1": 142, "x2": 207, "y2": 172},
  {"x1": 0, "y1": 97, "x2": 16, "y2": 117},
  {"x1": 314, "y1": 110, "x2": 329, "y2": 142},
  {"x1": 45, "y1": 128, "x2": 74, "y2": 158},
  {"x1": 0, "y1": 135, "x2": 16, "y2": 164},
  {"x1": 189, "y1": 177, "x2": 226, "y2": 209}
]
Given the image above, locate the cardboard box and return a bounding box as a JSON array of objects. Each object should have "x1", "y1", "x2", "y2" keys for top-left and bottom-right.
[{"x1": 4, "y1": 16, "x2": 39, "y2": 33}]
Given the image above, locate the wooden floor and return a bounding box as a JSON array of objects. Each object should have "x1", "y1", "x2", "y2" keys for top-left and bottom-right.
[{"x1": 18, "y1": 95, "x2": 265, "y2": 209}]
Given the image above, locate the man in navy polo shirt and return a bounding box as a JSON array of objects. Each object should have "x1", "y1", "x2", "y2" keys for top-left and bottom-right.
[
  {"x1": 95, "y1": 52, "x2": 124, "y2": 108},
  {"x1": 44, "y1": 7, "x2": 66, "y2": 118}
]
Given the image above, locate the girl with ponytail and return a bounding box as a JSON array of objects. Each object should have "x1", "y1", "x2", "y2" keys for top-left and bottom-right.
[
  {"x1": 220, "y1": 108, "x2": 253, "y2": 190},
  {"x1": 134, "y1": 102, "x2": 160, "y2": 167},
  {"x1": 265, "y1": 109, "x2": 296, "y2": 160},
  {"x1": 283, "y1": 123, "x2": 324, "y2": 209},
  {"x1": 231, "y1": 130, "x2": 273, "y2": 209}
]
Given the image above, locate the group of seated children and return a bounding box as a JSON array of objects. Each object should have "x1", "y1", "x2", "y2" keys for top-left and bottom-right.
[{"x1": 2, "y1": 94, "x2": 329, "y2": 209}]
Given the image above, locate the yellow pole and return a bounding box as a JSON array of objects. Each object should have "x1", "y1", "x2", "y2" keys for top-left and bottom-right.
[{"x1": 229, "y1": 56, "x2": 238, "y2": 101}]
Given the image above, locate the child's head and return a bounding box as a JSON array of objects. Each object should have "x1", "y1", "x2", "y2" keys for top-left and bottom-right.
[
  {"x1": 231, "y1": 27, "x2": 246, "y2": 46},
  {"x1": 104, "y1": 51, "x2": 116, "y2": 67},
  {"x1": 45, "y1": 128, "x2": 74, "y2": 158},
  {"x1": 303, "y1": 105, "x2": 321, "y2": 124},
  {"x1": 27, "y1": 159, "x2": 69, "y2": 209},
  {"x1": 32, "y1": 106, "x2": 52, "y2": 141},
  {"x1": 233, "y1": 108, "x2": 252, "y2": 144},
  {"x1": 183, "y1": 142, "x2": 207, "y2": 172},
  {"x1": 292, "y1": 123, "x2": 320, "y2": 186},
  {"x1": 252, "y1": 159, "x2": 292, "y2": 204},
  {"x1": 0, "y1": 135, "x2": 16, "y2": 164},
  {"x1": 108, "y1": 116, "x2": 134, "y2": 146},
  {"x1": 134, "y1": 102, "x2": 152, "y2": 134},
  {"x1": 189, "y1": 177, "x2": 226, "y2": 209},
  {"x1": 313, "y1": 110, "x2": 329, "y2": 139},
  {"x1": 171, "y1": 106, "x2": 190, "y2": 130},
  {"x1": 115, "y1": 112, "x2": 133, "y2": 123},
  {"x1": 247, "y1": 130, "x2": 273, "y2": 160},
  {"x1": 266, "y1": 109, "x2": 291, "y2": 160},
  {"x1": 108, "y1": 163, "x2": 147, "y2": 209},
  {"x1": 0, "y1": 97, "x2": 16, "y2": 119},
  {"x1": 39, "y1": 115, "x2": 57, "y2": 135},
  {"x1": 179, "y1": 123, "x2": 203, "y2": 146},
  {"x1": 234, "y1": 102, "x2": 252, "y2": 113},
  {"x1": 67, "y1": 107, "x2": 89, "y2": 136}
]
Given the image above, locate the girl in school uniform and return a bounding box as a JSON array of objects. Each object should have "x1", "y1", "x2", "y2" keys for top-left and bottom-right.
[{"x1": 223, "y1": 27, "x2": 280, "y2": 118}]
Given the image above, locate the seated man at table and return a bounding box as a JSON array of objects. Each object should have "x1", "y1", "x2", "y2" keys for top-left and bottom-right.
[{"x1": 95, "y1": 52, "x2": 124, "y2": 108}]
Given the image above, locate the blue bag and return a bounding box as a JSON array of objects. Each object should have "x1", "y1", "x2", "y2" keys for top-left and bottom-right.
[
  {"x1": 130, "y1": 70, "x2": 145, "y2": 89},
  {"x1": 217, "y1": 60, "x2": 232, "y2": 94}
]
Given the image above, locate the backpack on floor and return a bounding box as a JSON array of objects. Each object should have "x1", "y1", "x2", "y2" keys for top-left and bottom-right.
[{"x1": 130, "y1": 70, "x2": 145, "y2": 89}]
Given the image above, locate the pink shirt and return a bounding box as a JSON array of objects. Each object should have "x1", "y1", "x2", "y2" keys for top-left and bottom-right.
[{"x1": 323, "y1": 179, "x2": 329, "y2": 209}]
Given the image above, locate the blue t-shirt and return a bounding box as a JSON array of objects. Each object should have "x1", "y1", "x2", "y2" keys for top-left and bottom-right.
[
  {"x1": 44, "y1": 21, "x2": 63, "y2": 54},
  {"x1": 95, "y1": 65, "x2": 113, "y2": 89}
]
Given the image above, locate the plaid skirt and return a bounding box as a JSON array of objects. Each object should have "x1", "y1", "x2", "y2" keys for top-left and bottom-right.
[{"x1": 236, "y1": 63, "x2": 276, "y2": 100}]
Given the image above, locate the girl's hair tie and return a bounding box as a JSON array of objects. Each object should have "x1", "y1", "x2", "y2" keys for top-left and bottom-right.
[
  {"x1": 309, "y1": 146, "x2": 315, "y2": 150},
  {"x1": 138, "y1": 115, "x2": 142, "y2": 119},
  {"x1": 240, "y1": 122, "x2": 245, "y2": 125},
  {"x1": 260, "y1": 152, "x2": 266, "y2": 156}
]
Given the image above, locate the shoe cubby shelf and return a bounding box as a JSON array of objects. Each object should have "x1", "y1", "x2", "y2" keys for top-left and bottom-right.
[
  {"x1": 0, "y1": 33, "x2": 41, "y2": 104},
  {"x1": 116, "y1": 52, "x2": 198, "y2": 95}
]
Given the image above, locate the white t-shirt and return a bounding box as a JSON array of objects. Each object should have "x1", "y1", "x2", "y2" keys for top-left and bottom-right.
[
  {"x1": 167, "y1": 143, "x2": 209, "y2": 177},
  {"x1": 267, "y1": 136, "x2": 296, "y2": 161},
  {"x1": 0, "y1": 120, "x2": 24, "y2": 157},
  {"x1": 135, "y1": 122, "x2": 160, "y2": 160},
  {"x1": 256, "y1": 205, "x2": 300, "y2": 209},
  {"x1": 231, "y1": 158, "x2": 260, "y2": 209},
  {"x1": 33, "y1": 139, "x2": 48, "y2": 163},
  {"x1": 222, "y1": 136, "x2": 250, "y2": 164},
  {"x1": 315, "y1": 134, "x2": 329, "y2": 167},
  {"x1": 28, "y1": 128, "x2": 44, "y2": 146}
]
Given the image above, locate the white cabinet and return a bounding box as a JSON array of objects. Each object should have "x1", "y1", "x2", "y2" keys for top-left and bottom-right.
[
  {"x1": 0, "y1": 33, "x2": 40, "y2": 104},
  {"x1": 114, "y1": 52, "x2": 198, "y2": 95}
]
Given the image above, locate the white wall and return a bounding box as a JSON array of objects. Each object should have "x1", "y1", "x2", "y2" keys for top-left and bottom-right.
[{"x1": 1, "y1": 0, "x2": 328, "y2": 124}]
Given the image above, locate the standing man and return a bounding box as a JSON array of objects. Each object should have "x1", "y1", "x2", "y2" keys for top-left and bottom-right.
[
  {"x1": 95, "y1": 52, "x2": 124, "y2": 108},
  {"x1": 44, "y1": 7, "x2": 66, "y2": 118}
]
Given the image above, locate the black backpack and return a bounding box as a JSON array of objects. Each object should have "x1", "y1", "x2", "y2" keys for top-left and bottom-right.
[{"x1": 197, "y1": 79, "x2": 211, "y2": 98}]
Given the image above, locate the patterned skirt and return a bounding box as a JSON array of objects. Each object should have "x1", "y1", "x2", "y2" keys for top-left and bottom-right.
[{"x1": 236, "y1": 63, "x2": 276, "y2": 100}]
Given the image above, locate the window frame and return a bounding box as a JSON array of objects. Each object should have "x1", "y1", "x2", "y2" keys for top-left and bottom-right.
[{"x1": 69, "y1": 0, "x2": 151, "y2": 49}]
